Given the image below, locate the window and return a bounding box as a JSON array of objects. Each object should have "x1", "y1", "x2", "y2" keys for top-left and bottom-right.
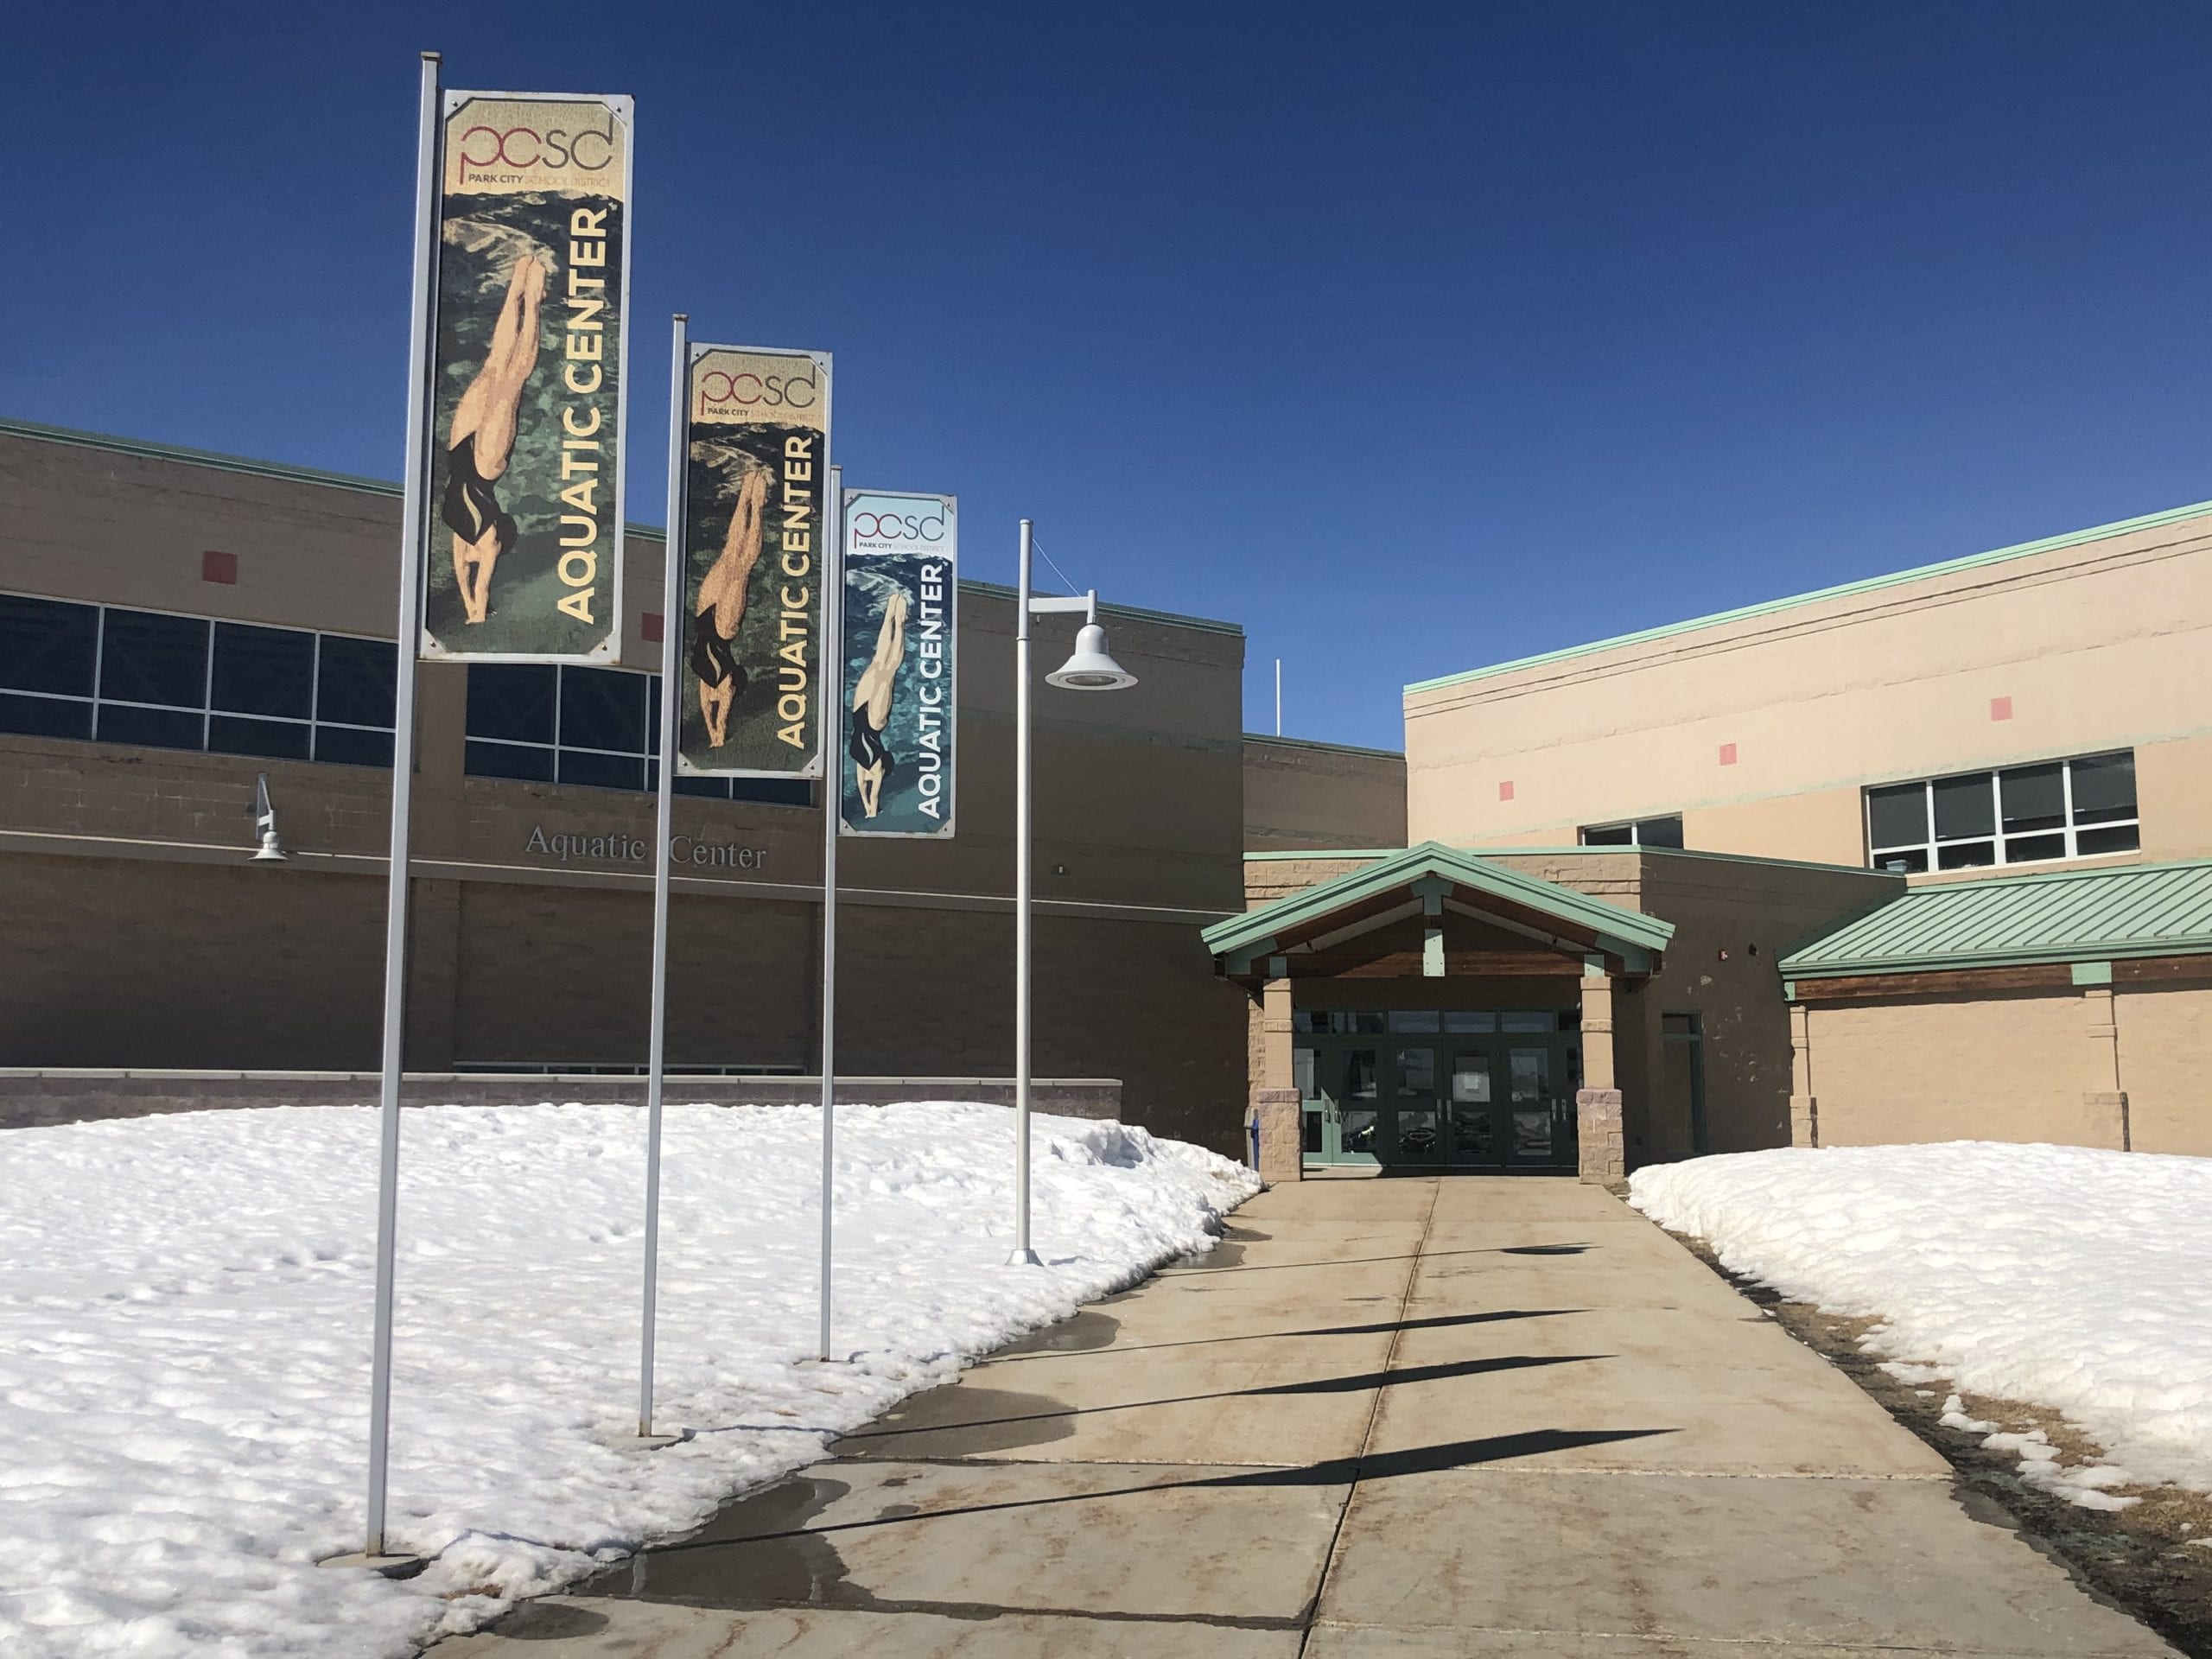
[
  {"x1": 1866, "y1": 751, "x2": 2139, "y2": 872},
  {"x1": 1580, "y1": 815, "x2": 1684, "y2": 849},
  {"x1": 463, "y1": 664, "x2": 812, "y2": 804},
  {"x1": 0, "y1": 594, "x2": 395, "y2": 766}
]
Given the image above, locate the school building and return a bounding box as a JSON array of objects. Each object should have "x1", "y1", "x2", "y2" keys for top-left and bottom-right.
[
  {"x1": 1230, "y1": 495, "x2": 2212, "y2": 1179},
  {"x1": 2, "y1": 413, "x2": 2207, "y2": 1175}
]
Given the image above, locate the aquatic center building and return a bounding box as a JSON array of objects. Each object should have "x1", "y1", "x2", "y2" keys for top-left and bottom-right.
[{"x1": 2, "y1": 415, "x2": 2209, "y2": 1172}]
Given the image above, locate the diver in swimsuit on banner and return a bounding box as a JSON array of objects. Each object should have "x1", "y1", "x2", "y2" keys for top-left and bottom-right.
[
  {"x1": 849, "y1": 588, "x2": 908, "y2": 818},
  {"x1": 442, "y1": 253, "x2": 548, "y2": 625},
  {"x1": 692, "y1": 465, "x2": 770, "y2": 748}
]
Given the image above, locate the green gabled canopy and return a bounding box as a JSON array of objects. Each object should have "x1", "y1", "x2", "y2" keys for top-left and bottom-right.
[
  {"x1": 1205, "y1": 841, "x2": 1674, "y2": 978},
  {"x1": 1778, "y1": 857, "x2": 2212, "y2": 980}
]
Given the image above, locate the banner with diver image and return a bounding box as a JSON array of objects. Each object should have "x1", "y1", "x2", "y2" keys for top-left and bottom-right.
[
  {"x1": 676, "y1": 346, "x2": 833, "y2": 778},
  {"x1": 419, "y1": 92, "x2": 632, "y2": 662},
  {"x1": 839, "y1": 491, "x2": 957, "y2": 837}
]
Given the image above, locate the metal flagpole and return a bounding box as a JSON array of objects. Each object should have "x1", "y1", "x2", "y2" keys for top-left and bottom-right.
[
  {"x1": 1009, "y1": 519, "x2": 1040, "y2": 1266},
  {"x1": 817, "y1": 467, "x2": 843, "y2": 1360},
  {"x1": 1274, "y1": 658, "x2": 1282, "y2": 735},
  {"x1": 635, "y1": 314, "x2": 688, "y2": 1444},
  {"x1": 359, "y1": 48, "x2": 441, "y2": 1568}
]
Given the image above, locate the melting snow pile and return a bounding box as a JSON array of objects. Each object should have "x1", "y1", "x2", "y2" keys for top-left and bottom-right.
[
  {"x1": 1632, "y1": 1141, "x2": 2212, "y2": 1510},
  {"x1": 0, "y1": 1101, "x2": 1257, "y2": 1658}
]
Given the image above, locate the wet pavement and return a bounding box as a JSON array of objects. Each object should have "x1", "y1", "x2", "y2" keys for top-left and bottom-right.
[{"x1": 440, "y1": 1175, "x2": 2177, "y2": 1657}]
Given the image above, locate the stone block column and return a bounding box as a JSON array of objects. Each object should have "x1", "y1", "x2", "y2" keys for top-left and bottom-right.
[
  {"x1": 1245, "y1": 977, "x2": 1301, "y2": 1183},
  {"x1": 1576, "y1": 965, "x2": 1624, "y2": 1185},
  {"x1": 2079, "y1": 971, "x2": 2129, "y2": 1151},
  {"x1": 1788, "y1": 1001, "x2": 1818, "y2": 1148}
]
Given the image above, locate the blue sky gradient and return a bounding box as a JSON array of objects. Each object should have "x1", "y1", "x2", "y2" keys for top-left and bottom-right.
[{"x1": 11, "y1": 2, "x2": 2212, "y2": 747}]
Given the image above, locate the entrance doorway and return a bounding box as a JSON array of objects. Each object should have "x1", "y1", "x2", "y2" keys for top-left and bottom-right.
[{"x1": 1296, "y1": 1009, "x2": 1582, "y2": 1172}]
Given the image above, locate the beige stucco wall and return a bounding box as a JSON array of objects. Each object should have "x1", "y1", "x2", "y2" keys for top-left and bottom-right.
[
  {"x1": 2113, "y1": 984, "x2": 2212, "y2": 1155},
  {"x1": 1404, "y1": 505, "x2": 2212, "y2": 871}
]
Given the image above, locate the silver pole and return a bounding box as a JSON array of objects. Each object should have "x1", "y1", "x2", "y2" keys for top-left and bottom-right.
[
  {"x1": 1010, "y1": 519, "x2": 1040, "y2": 1266},
  {"x1": 639, "y1": 315, "x2": 688, "y2": 1439},
  {"x1": 365, "y1": 48, "x2": 441, "y2": 1561},
  {"x1": 1274, "y1": 658, "x2": 1282, "y2": 736},
  {"x1": 817, "y1": 467, "x2": 843, "y2": 1360}
]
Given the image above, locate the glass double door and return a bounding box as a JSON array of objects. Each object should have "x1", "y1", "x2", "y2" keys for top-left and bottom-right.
[
  {"x1": 1401, "y1": 1040, "x2": 1577, "y2": 1170},
  {"x1": 1303, "y1": 1035, "x2": 1580, "y2": 1171}
]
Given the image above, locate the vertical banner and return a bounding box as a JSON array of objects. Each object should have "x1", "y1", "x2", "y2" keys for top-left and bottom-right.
[
  {"x1": 839, "y1": 491, "x2": 957, "y2": 837},
  {"x1": 421, "y1": 92, "x2": 632, "y2": 661},
  {"x1": 677, "y1": 346, "x2": 833, "y2": 777}
]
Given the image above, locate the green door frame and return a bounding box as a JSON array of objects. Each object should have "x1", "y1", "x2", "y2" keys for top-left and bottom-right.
[{"x1": 1300, "y1": 1039, "x2": 1382, "y2": 1166}]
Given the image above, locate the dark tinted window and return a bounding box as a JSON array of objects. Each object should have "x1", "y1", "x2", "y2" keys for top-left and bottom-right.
[
  {"x1": 0, "y1": 690, "x2": 93, "y2": 739},
  {"x1": 2070, "y1": 752, "x2": 2137, "y2": 824},
  {"x1": 732, "y1": 777, "x2": 813, "y2": 807},
  {"x1": 465, "y1": 739, "x2": 556, "y2": 782},
  {"x1": 316, "y1": 725, "x2": 393, "y2": 768},
  {"x1": 1579, "y1": 823, "x2": 1633, "y2": 846},
  {"x1": 1930, "y1": 772, "x2": 1994, "y2": 840},
  {"x1": 99, "y1": 703, "x2": 202, "y2": 750},
  {"x1": 316, "y1": 636, "x2": 397, "y2": 728},
  {"x1": 1636, "y1": 815, "x2": 1685, "y2": 849},
  {"x1": 1866, "y1": 783, "x2": 1926, "y2": 849},
  {"x1": 210, "y1": 714, "x2": 313, "y2": 760},
  {"x1": 100, "y1": 610, "x2": 208, "y2": 707},
  {"x1": 1999, "y1": 763, "x2": 2064, "y2": 833},
  {"x1": 211, "y1": 623, "x2": 314, "y2": 719},
  {"x1": 0, "y1": 594, "x2": 98, "y2": 696},
  {"x1": 467, "y1": 664, "x2": 556, "y2": 744},
  {"x1": 561, "y1": 666, "x2": 645, "y2": 753},
  {"x1": 559, "y1": 748, "x2": 645, "y2": 791}
]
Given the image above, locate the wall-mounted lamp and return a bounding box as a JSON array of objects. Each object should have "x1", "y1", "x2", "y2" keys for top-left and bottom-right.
[{"x1": 252, "y1": 774, "x2": 289, "y2": 863}]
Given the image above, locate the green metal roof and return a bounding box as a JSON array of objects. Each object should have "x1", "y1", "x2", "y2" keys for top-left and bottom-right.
[
  {"x1": 1778, "y1": 858, "x2": 2212, "y2": 980},
  {"x1": 1404, "y1": 496, "x2": 2212, "y2": 697},
  {"x1": 1206, "y1": 840, "x2": 1675, "y2": 969}
]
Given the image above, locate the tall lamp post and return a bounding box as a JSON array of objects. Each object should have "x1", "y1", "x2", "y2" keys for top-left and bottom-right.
[{"x1": 1010, "y1": 518, "x2": 1136, "y2": 1266}]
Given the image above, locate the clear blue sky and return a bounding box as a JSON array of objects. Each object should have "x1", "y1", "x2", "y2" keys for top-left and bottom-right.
[{"x1": 12, "y1": 2, "x2": 2212, "y2": 749}]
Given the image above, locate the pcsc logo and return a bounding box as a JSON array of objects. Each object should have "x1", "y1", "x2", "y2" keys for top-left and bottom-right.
[
  {"x1": 696, "y1": 368, "x2": 820, "y2": 413},
  {"x1": 452, "y1": 116, "x2": 619, "y2": 175},
  {"x1": 850, "y1": 506, "x2": 947, "y2": 543}
]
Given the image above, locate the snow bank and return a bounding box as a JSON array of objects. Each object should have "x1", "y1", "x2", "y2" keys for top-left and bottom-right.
[
  {"x1": 0, "y1": 1101, "x2": 1256, "y2": 1657},
  {"x1": 1631, "y1": 1141, "x2": 2212, "y2": 1505}
]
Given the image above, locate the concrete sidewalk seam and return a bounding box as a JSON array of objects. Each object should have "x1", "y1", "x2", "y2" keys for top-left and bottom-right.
[{"x1": 1294, "y1": 1177, "x2": 1445, "y2": 1659}]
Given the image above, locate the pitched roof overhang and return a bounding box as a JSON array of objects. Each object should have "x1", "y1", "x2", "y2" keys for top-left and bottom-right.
[
  {"x1": 1205, "y1": 842, "x2": 1673, "y2": 983},
  {"x1": 1778, "y1": 856, "x2": 2212, "y2": 987}
]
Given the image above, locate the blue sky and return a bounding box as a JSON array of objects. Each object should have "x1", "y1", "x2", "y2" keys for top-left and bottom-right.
[{"x1": 12, "y1": 2, "x2": 2212, "y2": 748}]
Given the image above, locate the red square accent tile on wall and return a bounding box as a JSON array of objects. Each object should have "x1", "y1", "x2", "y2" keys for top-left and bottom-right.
[
  {"x1": 1990, "y1": 696, "x2": 2012, "y2": 721},
  {"x1": 641, "y1": 612, "x2": 664, "y2": 644},
  {"x1": 201, "y1": 550, "x2": 238, "y2": 585},
  {"x1": 1718, "y1": 742, "x2": 1738, "y2": 766},
  {"x1": 1497, "y1": 780, "x2": 1515, "y2": 802}
]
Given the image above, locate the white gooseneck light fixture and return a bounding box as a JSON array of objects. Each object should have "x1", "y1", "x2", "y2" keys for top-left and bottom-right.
[{"x1": 1009, "y1": 518, "x2": 1135, "y2": 1265}]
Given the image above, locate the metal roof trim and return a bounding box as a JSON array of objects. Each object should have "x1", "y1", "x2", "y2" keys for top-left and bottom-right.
[{"x1": 1206, "y1": 840, "x2": 1674, "y2": 960}]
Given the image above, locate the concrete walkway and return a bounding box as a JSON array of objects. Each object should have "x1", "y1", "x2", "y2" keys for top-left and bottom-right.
[{"x1": 447, "y1": 1176, "x2": 2177, "y2": 1657}]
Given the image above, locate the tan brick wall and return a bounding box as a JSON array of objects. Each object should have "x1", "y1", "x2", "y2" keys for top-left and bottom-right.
[
  {"x1": 1243, "y1": 737, "x2": 1406, "y2": 853},
  {"x1": 0, "y1": 427, "x2": 1252, "y2": 1154},
  {"x1": 1805, "y1": 991, "x2": 2120, "y2": 1147},
  {"x1": 2115, "y1": 983, "x2": 2212, "y2": 1155}
]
